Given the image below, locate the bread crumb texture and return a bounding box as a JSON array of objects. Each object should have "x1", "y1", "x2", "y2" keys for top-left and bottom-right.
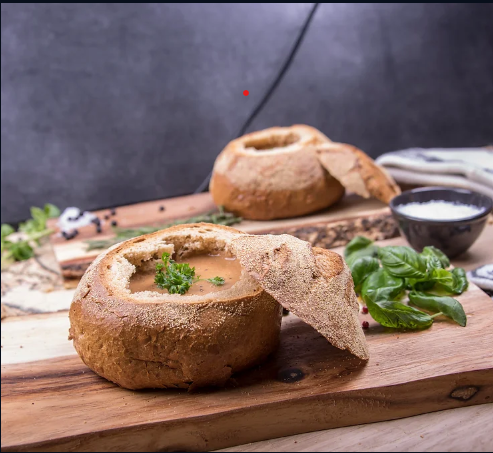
[{"x1": 232, "y1": 234, "x2": 369, "y2": 360}]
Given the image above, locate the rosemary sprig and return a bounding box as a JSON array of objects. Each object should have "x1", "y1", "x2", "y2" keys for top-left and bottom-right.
[{"x1": 85, "y1": 206, "x2": 242, "y2": 251}]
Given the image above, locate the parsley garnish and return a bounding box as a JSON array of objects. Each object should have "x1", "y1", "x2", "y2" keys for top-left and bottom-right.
[{"x1": 154, "y1": 252, "x2": 225, "y2": 295}]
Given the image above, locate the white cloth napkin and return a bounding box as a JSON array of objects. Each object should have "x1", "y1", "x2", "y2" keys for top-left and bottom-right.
[{"x1": 375, "y1": 148, "x2": 493, "y2": 199}]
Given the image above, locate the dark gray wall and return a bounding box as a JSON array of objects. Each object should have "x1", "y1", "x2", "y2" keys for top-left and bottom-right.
[{"x1": 2, "y1": 3, "x2": 493, "y2": 223}]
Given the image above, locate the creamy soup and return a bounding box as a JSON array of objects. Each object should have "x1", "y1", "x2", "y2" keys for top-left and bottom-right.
[{"x1": 129, "y1": 252, "x2": 242, "y2": 296}]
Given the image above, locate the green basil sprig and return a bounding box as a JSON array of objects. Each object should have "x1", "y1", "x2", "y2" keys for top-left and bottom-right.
[
  {"x1": 422, "y1": 246, "x2": 450, "y2": 268},
  {"x1": 378, "y1": 246, "x2": 427, "y2": 279},
  {"x1": 409, "y1": 291, "x2": 467, "y2": 327},
  {"x1": 349, "y1": 256, "x2": 380, "y2": 291},
  {"x1": 451, "y1": 268, "x2": 468, "y2": 294},
  {"x1": 361, "y1": 269, "x2": 404, "y2": 303},
  {"x1": 344, "y1": 236, "x2": 469, "y2": 331},
  {"x1": 366, "y1": 299, "x2": 433, "y2": 330}
]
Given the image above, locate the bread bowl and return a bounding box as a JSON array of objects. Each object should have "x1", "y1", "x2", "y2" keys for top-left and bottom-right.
[
  {"x1": 209, "y1": 125, "x2": 345, "y2": 220},
  {"x1": 68, "y1": 224, "x2": 282, "y2": 390}
]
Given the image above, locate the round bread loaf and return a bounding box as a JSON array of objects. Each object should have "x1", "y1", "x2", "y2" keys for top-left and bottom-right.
[
  {"x1": 69, "y1": 224, "x2": 282, "y2": 390},
  {"x1": 209, "y1": 125, "x2": 345, "y2": 220}
]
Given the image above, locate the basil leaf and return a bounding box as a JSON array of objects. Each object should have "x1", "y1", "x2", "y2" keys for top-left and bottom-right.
[
  {"x1": 345, "y1": 245, "x2": 380, "y2": 267},
  {"x1": 349, "y1": 257, "x2": 380, "y2": 290},
  {"x1": 451, "y1": 268, "x2": 468, "y2": 294},
  {"x1": 44, "y1": 203, "x2": 61, "y2": 218},
  {"x1": 362, "y1": 268, "x2": 405, "y2": 303},
  {"x1": 422, "y1": 246, "x2": 450, "y2": 268},
  {"x1": 344, "y1": 236, "x2": 374, "y2": 258},
  {"x1": 409, "y1": 291, "x2": 467, "y2": 327},
  {"x1": 366, "y1": 299, "x2": 433, "y2": 330},
  {"x1": 431, "y1": 268, "x2": 457, "y2": 293},
  {"x1": 406, "y1": 278, "x2": 435, "y2": 291},
  {"x1": 379, "y1": 246, "x2": 427, "y2": 279},
  {"x1": 425, "y1": 254, "x2": 443, "y2": 272}
]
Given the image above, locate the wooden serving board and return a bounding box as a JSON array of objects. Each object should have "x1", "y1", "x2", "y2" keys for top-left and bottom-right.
[
  {"x1": 48, "y1": 193, "x2": 398, "y2": 284},
  {"x1": 2, "y1": 236, "x2": 492, "y2": 452}
]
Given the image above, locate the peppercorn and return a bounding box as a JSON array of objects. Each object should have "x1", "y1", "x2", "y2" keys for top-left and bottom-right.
[
  {"x1": 96, "y1": 226, "x2": 102, "y2": 234},
  {"x1": 362, "y1": 306, "x2": 368, "y2": 314},
  {"x1": 362, "y1": 321, "x2": 369, "y2": 329},
  {"x1": 104, "y1": 215, "x2": 110, "y2": 220},
  {"x1": 282, "y1": 308, "x2": 290, "y2": 316},
  {"x1": 91, "y1": 217, "x2": 101, "y2": 225},
  {"x1": 110, "y1": 209, "x2": 116, "y2": 216},
  {"x1": 159, "y1": 206, "x2": 165, "y2": 212},
  {"x1": 111, "y1": 220, "x2": 118, "y2": 227}
]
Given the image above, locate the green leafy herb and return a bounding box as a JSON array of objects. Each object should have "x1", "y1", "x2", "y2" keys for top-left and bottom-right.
[
  {"x1": 206, "y1": 276, "x2": 226, "y2": 286},
  {"x1": 451, "y1": 268, "x2": 468, "y2": 295},
  {"x1": 409, "y1": 291, "x2": 467, "y2": 327},
  {"x1": 344, "y1": 236, "x2": 374, "y2": 258},
  {"x1": 379, "y1": 246, "x2": 427, "y2": 279},
  {"x1": 343, "y1": 236, "x2": 470, "y2": 331},
  {"x1": 424, "y1": 254, "x2": 443, "y2": 272},
  {"x1": 430, "y1": 268, "x2": 457, "y2": 293},
  {"x1": 361, "y1": 268, "x2": 405, "y2": 303},
  {"x1": 422, "y1": 246, "x2": 450, "y2": 268},
  {"x1": 1, "y1": 203, "x2": 59, "y2": 268},
  {"x1": 406, "y1": 278, "x2": 435, "y2": 292},
  {"x1": 349, "y1": 256, "x2": 380, "y2": 291},
  {"x1": 345, "y1": 245, "x2": 380, "y2": 267},
  {"x1": 366, "y1": 299, "x2": 433, "y2": 330},
  {"x1": 86, "y1": 206, "x2": 242, "y2": 251},
  {"x1": 154, "y1": 252, "x2": 225, "y2": 295}
]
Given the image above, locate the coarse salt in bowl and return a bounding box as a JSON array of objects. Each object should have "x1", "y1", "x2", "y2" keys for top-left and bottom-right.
[{"x1": 389, "y1": 187, "x2": 492, "y2": 258}]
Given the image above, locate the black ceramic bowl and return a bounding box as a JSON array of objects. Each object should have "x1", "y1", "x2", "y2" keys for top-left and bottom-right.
[{"x1": 389, "y1": 187, "x2": 492, "y2": 258}]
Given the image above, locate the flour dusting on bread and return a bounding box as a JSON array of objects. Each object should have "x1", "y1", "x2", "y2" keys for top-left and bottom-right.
[{"x1": 232, "y1": 234, "x2": 369, "y2": 360}]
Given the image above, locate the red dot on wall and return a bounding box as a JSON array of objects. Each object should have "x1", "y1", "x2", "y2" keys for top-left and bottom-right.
[{"x1": 243, "y1": 90, "x2": 249, "y2": 96}]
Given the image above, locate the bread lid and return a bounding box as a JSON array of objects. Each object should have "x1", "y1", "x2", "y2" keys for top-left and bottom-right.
[
  {"x1": 232, "y1": 234, "x2": 369, "y2": 360},
  {"x1": 315, "y1": 142, "x2": 401, "y2": 204}
]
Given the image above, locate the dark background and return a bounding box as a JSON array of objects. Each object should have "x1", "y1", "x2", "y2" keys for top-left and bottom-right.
[{"x1": 2, "y1": 3, "x2": 493, "y2": 224}]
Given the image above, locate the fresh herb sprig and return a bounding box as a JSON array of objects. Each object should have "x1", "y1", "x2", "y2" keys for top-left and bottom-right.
[
  {"x1": 1, "y1": 204, "x2": 60, "y2": 269},
  {"x1": 345, "y1": 236, "x2": 468, "y2": 330},
  {"x1": 154, "y1": 252, "x2": 225, "y2": 295},
  {"x1": 85, "y1": 206, "x2": 242, "y2": 251}
]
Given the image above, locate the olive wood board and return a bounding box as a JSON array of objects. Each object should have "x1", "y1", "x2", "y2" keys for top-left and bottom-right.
[
  {"x1": 2, "y1": 237, "x2": 493, "y2": 452},
  {"x1": 47, "y1": 192, "x2": 398, "y2": 283}
]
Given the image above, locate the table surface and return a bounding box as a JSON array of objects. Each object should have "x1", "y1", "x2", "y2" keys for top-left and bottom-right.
[{"x1": 1, "y1": 221, "x2": 492, "y2": 453}]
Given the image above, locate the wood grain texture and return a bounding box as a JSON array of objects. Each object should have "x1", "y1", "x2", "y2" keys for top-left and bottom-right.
[
  {"x1": 217, "y1": 404, "x2": 493, "y2": 452},
  {"x1": 1, "y1": 250, "x2": 492, "y2": 451},
  {"x1": 48, "y1": 193, "x2": 397, "y2": 282}
]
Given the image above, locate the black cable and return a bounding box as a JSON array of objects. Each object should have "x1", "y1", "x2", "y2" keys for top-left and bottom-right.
[{"x1": 193, "y1": 3, "x2": 320, "y2": 194}]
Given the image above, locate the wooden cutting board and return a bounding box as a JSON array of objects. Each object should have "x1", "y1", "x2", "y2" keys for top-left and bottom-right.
[
  {"x1": 2, "y1": 236, "x2": 492, "y2": 452},
  {"x1": 47, "y1": 193, "x2": 397, "y2": 284}
]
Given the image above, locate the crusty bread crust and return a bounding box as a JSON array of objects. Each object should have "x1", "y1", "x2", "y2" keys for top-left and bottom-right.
[
  {"x1": 232, "y1": 234, "x2": 369, "y2": 360},
  {"x1": 315, "y1": 142, "x2": 401, "y2": 204},
  {"x1": 209, "y1": 125, "x2": 345, "y2": 220},
  {"x1": 69, "y1": 224, "x2": 282, "y2": 390}
]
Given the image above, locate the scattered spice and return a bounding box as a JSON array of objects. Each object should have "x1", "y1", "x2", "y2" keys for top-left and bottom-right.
[
  {"x1": 362, "y1": 321, "x2": 369, "y2": 329},
  {"x1": 104, "y1": 215, "x2": 110, "y2": 220},
  {"x1": 110, "y1": 209, "x2": 116, "y2": 216},
  {"x1": 361, "y1": 306, "x2": 368, "y2": 314},
  {"x1": 159, "y1": 206, "x2": 165, "y2": 212},
  {"x1": 111, "y1": 220, "x2": 118, "y2": 227}
]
